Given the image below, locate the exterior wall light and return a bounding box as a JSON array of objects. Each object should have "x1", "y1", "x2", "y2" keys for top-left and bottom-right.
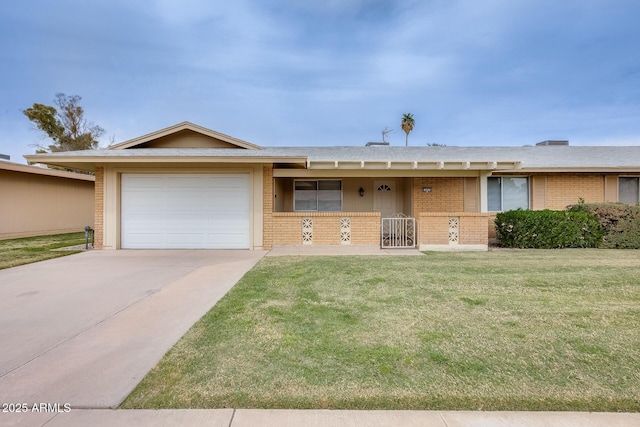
[
  {"x1": 423, "y1": 187, "x2": 432, "y2": 193},
  {"x1": 359, "y1": 187, "x2": 365, "y2": 197}
]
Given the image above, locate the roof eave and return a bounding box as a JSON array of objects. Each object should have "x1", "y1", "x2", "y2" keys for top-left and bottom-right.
[
  {"x1": 0, "y1": 161, "x2": 96, "y2": 180},
  {"x1": 23, "y1": 154, "x2": 307, "y2": 168},
  {"x1": 512, "y1": 167, "x2": 640, "y2": 173}
]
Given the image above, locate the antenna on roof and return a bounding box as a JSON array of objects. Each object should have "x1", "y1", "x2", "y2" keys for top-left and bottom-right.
[{"x1": 381, "y1": 127, "x2": 393, "y2": 143}]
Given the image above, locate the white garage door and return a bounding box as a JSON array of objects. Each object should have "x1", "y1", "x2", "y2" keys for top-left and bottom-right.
[{"x1": 121, "y1": 174, "x2": 250, "y2": 249}]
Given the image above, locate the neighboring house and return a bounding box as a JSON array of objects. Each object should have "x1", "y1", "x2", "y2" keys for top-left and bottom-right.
[
  {"x1": 24, "y1": 122, "x2": 640, "y2": 251},
  {"x1": 0, "y1": 161, "x2": 94, "y2": 239}
]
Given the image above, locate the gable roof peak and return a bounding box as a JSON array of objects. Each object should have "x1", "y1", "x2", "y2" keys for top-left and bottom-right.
[{"x1": 109, "y1": 121, "x2": 262, "y2": 150}]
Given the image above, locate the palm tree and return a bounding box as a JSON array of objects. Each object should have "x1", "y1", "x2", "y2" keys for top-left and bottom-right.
[{"x1": 401, "y1": 113, "x2": 415, "y2": 146}]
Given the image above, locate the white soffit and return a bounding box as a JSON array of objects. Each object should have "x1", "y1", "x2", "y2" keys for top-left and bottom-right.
[{"x1": 307, "y1": 160, "x2": 522, "y2": 170}]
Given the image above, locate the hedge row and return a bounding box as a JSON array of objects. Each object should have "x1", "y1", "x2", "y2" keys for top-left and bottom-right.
[
  {"x1": 567, "y1": 203, "x2": 640, "y2": 249},
  {"x1": 495, "y1": 209, "x2": 604, "y2": 248}
]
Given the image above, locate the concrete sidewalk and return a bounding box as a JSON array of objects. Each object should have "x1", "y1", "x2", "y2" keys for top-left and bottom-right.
[{"x1": 2, "y1": 409, "x2": 638, "y2": 427}]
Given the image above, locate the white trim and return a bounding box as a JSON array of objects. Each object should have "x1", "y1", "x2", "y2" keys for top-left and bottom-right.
[{"x1": 479, "y1": 171, "x2": 490, "y2": 213}]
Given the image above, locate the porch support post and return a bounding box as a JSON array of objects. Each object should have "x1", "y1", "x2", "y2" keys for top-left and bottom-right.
[{"x1": 479, "y1": 171, "x2": 490, "y2": 213}]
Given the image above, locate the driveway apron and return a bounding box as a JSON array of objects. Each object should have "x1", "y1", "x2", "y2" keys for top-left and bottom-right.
[{"x1": 0, "y1": 250, "x2": 266, "y2": 408}]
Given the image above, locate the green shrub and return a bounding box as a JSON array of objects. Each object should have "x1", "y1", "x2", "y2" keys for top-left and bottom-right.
[
  {"x1": 568, "y1": 203, "x2": 640, "y2": 249},
  {"x1": 495, "y1": 209, "x2": 604, "y2": 248}
]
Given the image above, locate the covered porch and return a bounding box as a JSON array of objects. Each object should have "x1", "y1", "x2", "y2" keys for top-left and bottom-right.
[{"x1": 267, "y1": 169, "x2": 491, "y2": 250}]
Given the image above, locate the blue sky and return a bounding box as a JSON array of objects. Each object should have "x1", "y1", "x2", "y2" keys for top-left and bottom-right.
[{"x1": 1, "y1": 0, "x2": 639, "y2": 163}]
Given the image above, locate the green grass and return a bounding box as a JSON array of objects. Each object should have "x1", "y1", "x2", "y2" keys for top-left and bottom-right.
[
  {"x1": 0, "y1": 232, "x2": 85, "y2": 269},
  {"x1": 122, "y1": 250, "x2": 640, "y2": 411}
]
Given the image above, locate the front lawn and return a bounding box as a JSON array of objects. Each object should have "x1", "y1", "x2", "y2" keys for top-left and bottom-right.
[
  {"x1": 0, "y1": 232, "x2": 85, "y2": 270},
  {"x1": 122, "y1": 250, "x2": 640, "y2": 411}
]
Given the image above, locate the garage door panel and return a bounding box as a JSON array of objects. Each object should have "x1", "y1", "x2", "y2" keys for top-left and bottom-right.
[
  {"x1": 166, "y1": 233, "x2": 207, "y2": 245},
  {"x1": 207, "y1": 234, "x2": 247, "y2": 246},
  {"x1": 125, "y1": 233, "x2": 165, "y2": 246},
  {"x1": 123, "y1": 175, "x2": 166, "y2": 188},
  {"x1": 122, "y1": 174, "x2": 250, "y2": 249},
  {"x1": 166, "y1": 176, "x2": 207, "y2": 187}
]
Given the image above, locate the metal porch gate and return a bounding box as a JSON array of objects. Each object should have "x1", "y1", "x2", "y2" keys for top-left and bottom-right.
[{"x1": 381, "y1": 216, "x2": 417, "y2": 248}]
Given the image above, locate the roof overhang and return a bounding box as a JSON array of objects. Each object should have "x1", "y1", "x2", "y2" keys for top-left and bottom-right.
[
  {"x1": 0, "y1": 161, "x2": 95, "y2": 181},
  {"x1": 23, "y1": 154, "x2": 308, "y2": 172},
  {"x1": 494, "y1": 167, "x2": 640, "y2": 174}
]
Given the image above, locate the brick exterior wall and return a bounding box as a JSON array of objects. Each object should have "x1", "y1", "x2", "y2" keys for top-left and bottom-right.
[
  {"x1": 272, "y1": 212, "x2": 381, "y2": 245},
  {"x1": 350, "y1": 213, "x2": 382, "y2": 244},
  {"x1": 418, "y1": 212, "x2": 489, "y2": 245},
  {"x1": 459, "y1": 215, "x2": 489, "y2": 244},
  {"x1": 263, "y1": 165, "x2": 274, "y2": 249},
  {"x1": 544, "y1": 174, "x2": 605, "y2": 210},
  {"x1": 418, "y1": 215, "x2": 449, "y2": 245},
  {"x1": 94, "y1": 165, "x2": 104, "y2": 249},
  {"x1": 412, "y1": 177, "x2": 465, "y2": 218}
]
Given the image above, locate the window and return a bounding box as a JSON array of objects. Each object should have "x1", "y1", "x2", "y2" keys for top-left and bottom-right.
[
  {"x1": 488, "y1": 177, "x2": 529, "y2": 211},
  {"x1": 294, "y1": 180, "x2": 342, "y2": 211},
  {"x1": 619, "y1": 177, "x2": 639, "y2": 204}
]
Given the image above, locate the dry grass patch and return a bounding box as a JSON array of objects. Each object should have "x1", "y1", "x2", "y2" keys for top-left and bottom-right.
[
  {"x1": 122, "y1": 250, "x2": 640, "y2": 411},
  {"x1": 0, "y1": 232, "x2": 84, "y2": 269}
]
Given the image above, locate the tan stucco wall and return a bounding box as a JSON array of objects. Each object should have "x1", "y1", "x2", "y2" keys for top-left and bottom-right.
[
  {"x1": 0, "y1": 169, "x2": 94, "y2": 239},
  {"x1": 343, "y1": 178, "x2": 375, "y2": 211},
  {"x1": 137, "y1": 129, "x2": 240, "y2": 148},
  {"x1": 604, "y1": 175, "x2": 618, "y2": 202}
]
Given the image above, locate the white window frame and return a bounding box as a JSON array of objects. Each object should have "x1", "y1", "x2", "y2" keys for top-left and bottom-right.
[
  {"x1": 619, "y1": 176, "x2": 640, "y2": 204},
  {"x1": 487, "y1": 176, "x2": 530, "y2": 212},
  {"x1": 293, "y1": 179, "x2": 343, "y2": 212}
]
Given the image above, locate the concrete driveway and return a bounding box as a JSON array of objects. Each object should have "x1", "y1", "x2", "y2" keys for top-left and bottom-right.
[{"x1": 0, "y1": 250, "x2": 266, "y2": 409}]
